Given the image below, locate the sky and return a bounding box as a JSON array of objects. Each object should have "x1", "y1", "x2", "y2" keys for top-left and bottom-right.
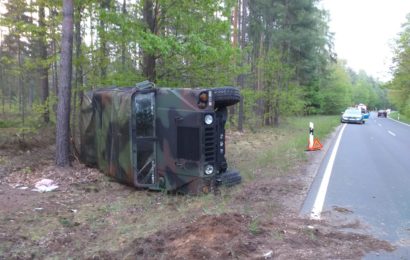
[{"x1": 320, "y1": 0, "x2": 410, "y2": 82}]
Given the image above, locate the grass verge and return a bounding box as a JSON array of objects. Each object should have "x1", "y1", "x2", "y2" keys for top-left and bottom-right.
[
  {"x1": 227, "y1": 115, "x2": 340, "y2": 181},
  {"x1": 389, "y1": 111, "x2": 410, "y2": 124}
]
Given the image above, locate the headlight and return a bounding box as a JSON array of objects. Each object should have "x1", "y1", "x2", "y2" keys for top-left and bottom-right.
[
  {"x1": 204, "y1": 114, "x2": 213, "y2": 125},
  {"x1": 204, "y1": 165, "x2": 214, "y2": 175}
]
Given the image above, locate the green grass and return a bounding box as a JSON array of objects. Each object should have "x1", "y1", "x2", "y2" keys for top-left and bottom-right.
[
  {"x1": 227, "y1": 115, "x2": 340, "y2": 181},
  {"x1": 389, "y1": 111, "x2": 410, "y2": 124},
  {"x1": 0, "y1": 119, "x2": 20, "y2": 128},
  {"x1": 249, "y1": 218, "x2": 261, "y2": 235}
]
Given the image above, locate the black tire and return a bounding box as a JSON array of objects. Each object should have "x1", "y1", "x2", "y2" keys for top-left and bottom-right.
[
  {"x1": 212, "y1": 87, "x2": 241, "y2": 107},
  {"x1": 217, "y1": 170, "x2": 242, "y2": 187}
]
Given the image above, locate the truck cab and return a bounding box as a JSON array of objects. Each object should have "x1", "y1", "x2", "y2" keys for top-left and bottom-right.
[{"x1": 79, "y1": 81, "x2": 241, "y2": 194}]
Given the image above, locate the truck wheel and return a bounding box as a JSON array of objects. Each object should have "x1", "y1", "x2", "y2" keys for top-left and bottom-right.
[{"x1": 212, "y1": 87, "x2": 240, "y2": 107}]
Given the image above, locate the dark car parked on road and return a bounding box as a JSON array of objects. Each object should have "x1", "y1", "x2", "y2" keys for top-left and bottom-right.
[{"x1": 378, "y1": 110, "x2": 387, "y2": 117}]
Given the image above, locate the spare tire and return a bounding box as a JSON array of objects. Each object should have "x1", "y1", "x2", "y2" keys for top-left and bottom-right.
[{"x1": 212, "y1": 87, "x2": 241, "y2": 107}]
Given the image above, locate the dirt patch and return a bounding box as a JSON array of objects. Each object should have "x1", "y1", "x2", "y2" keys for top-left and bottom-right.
[
  {"x1": 93, "y1": 213, "x2": 393, "y2": 260},
  {"x1": 0, "y1": 127, "x2": 396, "y2": 259}
]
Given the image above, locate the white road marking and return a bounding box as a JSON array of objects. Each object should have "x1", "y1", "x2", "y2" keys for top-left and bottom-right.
[
  {"x1": 310, "y1": 124, "x2": 347, "y2": 220},
  {"x1": 388, "y1": 130, "x2": 396, "y2": 137},
  {"x1": 388, "y1": 117, "x2": 410, "y2": 127}
]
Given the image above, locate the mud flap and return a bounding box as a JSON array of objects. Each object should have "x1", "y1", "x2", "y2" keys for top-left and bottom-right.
[{"x1": 216, "y1": 170, "x2": 241, "y2": 187}]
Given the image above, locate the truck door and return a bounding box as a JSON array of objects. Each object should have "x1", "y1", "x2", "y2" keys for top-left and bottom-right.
[{"x1": 132, "y1": 92, "x2": 157, "y2": 187}]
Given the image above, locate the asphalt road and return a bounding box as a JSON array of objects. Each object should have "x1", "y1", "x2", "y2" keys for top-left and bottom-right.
[{"x1": 301, "y1": 112, "x2": 410, "y2": 258}]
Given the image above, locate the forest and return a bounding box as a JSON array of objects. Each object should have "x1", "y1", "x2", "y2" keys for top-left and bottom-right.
[
  {"x1": 0, "y1": 0, "x2": 394, "y2": 155},
  {"x1": 388, "y1": 14, "x2": 410, "y2": 118},
  {"x1": 1, "y1": 1, "x2": 406, "y2": 258}
]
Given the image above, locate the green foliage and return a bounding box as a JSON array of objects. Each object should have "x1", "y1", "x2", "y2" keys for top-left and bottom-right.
[
  {"x1": 247, "y1": 0, "x2": 333, "y2": 125},
  {"x1": 319, "y1": 60, "x2": 387, "y2": 114},
  {"x1": 389, "y1": 111, "x2": 410, "y2": 124},
  {"x1": 320, "y1": 61, "x2": 352, "y2": 114},
  {"x1": 0, "y1": 0, "x2": 393, "y2": 134},
  {"x1": 152, "y1": 0, "x2": 240, "y2": 87},
  {"x1": 32, "y1": 95, "x2": 58, "y2": 124},
  {"x1": 81, "y1": 0, "x2": 239, "y2": 89},
  {"x1": 15, "y1": 126, "x2": 38, "y2": 141},
  {"x1": 0, "y1": 119, "x2": 20, "y2": 128},
  {"x1": 388, "y1": 13, "x2": 410, "y2": 117},
  {"x1": 102, "y1": 71, "x2": 146, "y2": 87},
  {"x1": 258, "y1": 48, "x2": 305, "y2": 124},
  {"x1": 241, "y1": 88, "x2": 265, "y2": 129}
]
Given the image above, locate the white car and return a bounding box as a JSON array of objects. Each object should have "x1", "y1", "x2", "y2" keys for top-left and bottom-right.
[{"x1": 341, "y1": 108, "x2": 365, "y2": 124}]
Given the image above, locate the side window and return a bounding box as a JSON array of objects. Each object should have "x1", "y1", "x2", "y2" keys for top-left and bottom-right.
[{"x1": 135, "y1": 93, "x2": 154, "y2": 137}]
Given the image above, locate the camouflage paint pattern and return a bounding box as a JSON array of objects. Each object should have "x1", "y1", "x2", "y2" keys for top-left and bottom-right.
[{"x1": 79, "y1": 81, "x2": 238, "y2": 194}]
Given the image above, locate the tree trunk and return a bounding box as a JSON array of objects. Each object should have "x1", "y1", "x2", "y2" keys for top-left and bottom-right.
[
  {"x1": 238, "y1": 96, "x2": 244, "y2": 131},
  {"x1": 265, "y1": 101, "x2": 272, "y2": 126},
  {"x1": 273, "y1": 100, "x2": 280, "y2": 127},
  {"x1": 72, "y1": 4, "x2": 83, "y2": 150},
  {"x1": 28, "y1": 80, "x2": 34, "y2": 108},
  {"x1": 257, "y1": 33, "x2": 265, "y2": 125},
  {"x1": 18, "y1": 42, "x2": 25, "y2": 125},
  {"x1": 142, "y1": 0, "x2": 157, "y2": 82},
  {"x1": 0, "y1": 65, "x2": 3, "y2": 114},
  {"x1": 1, "y1": 68, "x2": 4, "y2": 114},
  {"x1": 55, "y1": 0, "x2": 74, "y2": 167},
  {"x1": 237, "y1": 0, "x2": 247, "y2": 132},
  {"x1": 39, "y1": 3, "x2": 49, "y2": 123},
  {"x1": 0, "y1": 30, "x2": 3, "y2": 114},
  {"x1": 99, "y1": 0, "x2": 111, "y2": 80},
  {"x1": 121, "y1": 0, "x2": 127, "y2": 70},
  {"x1": 89, "y1": 4, "x2": 95, "y2": 88},
  {"x1": 229, "y1": 2, "x2": 239, "y2": 128},
  {"x1": 51, "y1": 7, "x2": 59, "y2": 111},
  {"x1": 8, "y1": 74, "x2": 11, "y2": 110}
]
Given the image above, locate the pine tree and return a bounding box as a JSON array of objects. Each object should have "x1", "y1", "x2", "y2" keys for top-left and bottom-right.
[{"x1": 55, "y1": 0, "x2": 74, "y2": 167}]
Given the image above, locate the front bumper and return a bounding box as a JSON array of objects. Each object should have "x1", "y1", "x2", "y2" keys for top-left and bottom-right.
[
  {"x1": 341, "y1": 117, "x2": 363, "y2": 124},
  {"x1": 216, "y1": 170, "x2": 242, "y2": 187}
]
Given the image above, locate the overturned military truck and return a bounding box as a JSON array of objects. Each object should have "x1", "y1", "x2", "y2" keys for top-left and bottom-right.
[{"x1": 79, "y1": 81, "x2": 241, "y2": 194}]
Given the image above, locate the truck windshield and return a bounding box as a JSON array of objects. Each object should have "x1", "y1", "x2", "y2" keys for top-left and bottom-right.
[{"x1": 135, "y1": 94, "x2": 154, "y2": 137}]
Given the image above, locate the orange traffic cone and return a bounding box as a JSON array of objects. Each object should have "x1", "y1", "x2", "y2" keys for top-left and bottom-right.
[{"x1": 307, "y1": 122, "x2": 323, "y2": 151}]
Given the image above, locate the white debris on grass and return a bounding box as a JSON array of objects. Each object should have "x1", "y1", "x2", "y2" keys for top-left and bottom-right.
[
  {"x1": 32, "y1": 178, "x2": 59, "y2": 192},
  {"x1": 10, "y1": 183, "x2": 23, "y2": 189},
  {"x1": 263, "y1": 250, "x2": 273, "y2": 259}
]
